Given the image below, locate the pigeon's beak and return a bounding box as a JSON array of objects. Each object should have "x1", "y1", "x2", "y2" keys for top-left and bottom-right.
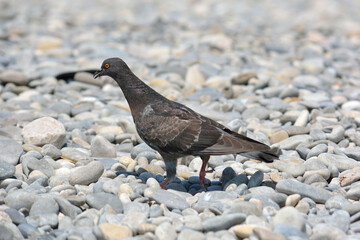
[{"x1": 93, "y1": 69, "x2": 104, "y2": 79}]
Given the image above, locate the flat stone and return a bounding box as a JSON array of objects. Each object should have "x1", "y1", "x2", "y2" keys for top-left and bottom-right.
[
  {"x1": 326, "y1": 210, "x2": 350, "y2": 232},
  {"x1": 248, "y1": 171, "x2": 264, "y2": 188},
  {"x1": 4, "y1": 190, "x2": 39, "y2": 210},
  {"x1": 86, "y1": 192, "x2": 123, "y2": 213},
  {"x1": 273, "y1": 224, "x2": 307, "y2": 239},
  {"x1": 155, "y1": 221, "x2": 177, "y2": 240},
  {"x1": 41, "y1": 144, "x2": 62, "y2": 159},
  {"x1": 202, "y1": 213, "x2": 246, "y2": 231},
  {"x1": 150, "y1": 189, "x2": 190, "y2": 210},
  {"x1": 69, "y1": 160, "x2": 104, "y2": 185},
  {"x1": 178, "y1": 229, "x2": 205, "y2": 240},
  {"x1": 225, "y1": 201, "x2": 261, "y2": 216},
  {"x1": 22, "y1": 117, "x2": 66, "y2": 148},
  {"x1": 0, "y1": 161, "x2": 15, "y2": 180},
  {"x1": 311, "y1": 223, "x2": 346, "y2": 240},
  {"x1": 53, "y1": 196, "x2": 82, "y2": 219},
  {"x1": 29, "y1": 196, "x2": 59, "y2": 216},
  {"x1": 91, "y1": 135, "x2": 116, "y2": 158},
  {"x1": 0, "y1": 137, "x2": 23, "y2": 165},
  {"x1": 272, "y1": 135, "x2": 312, "y2": 150},
  {"x1": 253, "y1": 227, "x2": 286, "y2": 240},
  {"x1": 0, "y1": 71, "x2": 28, "y2": 85},
  {"x1": 276, "y1": 179, "x2": 332, "y2": 203},
  {"x1": 273, "y1": 206, "x2": 305, "y2": 232},
  {"x1": 99, "y1": 223, "x2": 132, "y2": 239},
  {"x1": 273, "y1": 158, "x2": 305, "y2": 177},
  {"x1": 61, "y1": 147, "x2": 92, "y2": 162},
  {"x1": 0, "y1": 222, "x2": 24, "y2": 240},
  {"x1": 339, "y1": 165, "x2": 360, "y2": 187},
  {"x1": 318, "y1": 153, "x2": 359, "y2": 172},
  {"x1": 242, "y1": 107, "x2": 270, "y2": 120},
  {"x1": 4, "y1": 208, "x2": 26, "y2": 225}
]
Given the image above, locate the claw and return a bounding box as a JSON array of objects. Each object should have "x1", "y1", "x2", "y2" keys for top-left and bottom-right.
[{"x1": 160, "y1": 179, "x2": 169, "y2": 189}]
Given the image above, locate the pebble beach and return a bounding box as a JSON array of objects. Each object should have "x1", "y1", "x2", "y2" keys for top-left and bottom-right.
[{"x1": 1, "y1": 0, "x2": 360, "y2": 239}]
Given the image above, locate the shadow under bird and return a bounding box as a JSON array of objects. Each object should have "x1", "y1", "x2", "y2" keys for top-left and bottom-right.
[{"x1": 94, "y1": 58, "x2": 279, "y2": 191}]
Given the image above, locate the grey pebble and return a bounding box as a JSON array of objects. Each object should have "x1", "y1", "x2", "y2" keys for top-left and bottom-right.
[
  {"x1": 4, "y1": 208, "x2": 26, "y2": 225},
  {"x1": 202, "y1": 213, "x2": 246, "y2": 231},
  {"x1": 18, "y1": 223, "x2": 39, "y2": 239},
  {"x1": 0, "y1": 161, "x2": 16, "y2": 180},
  {"x1": 53, "y1": 195, "x2": 82, "y2": 219},
  {"x1": 29, "y1": 196, "x2": 59, "y2": 216},
  {"x1": 178, "y1": 229, "x2": 205, "y2": 240},
  {"x1": 326, "y1": 210, "x2": 350, "y2": 232},
  {"x1": 307, "y1": 144, "x2": 328, "y2": 159},
  {"x1": 0, "y1": 222, "x2": 25, "y2": 240},
  {"x1": 273, "y1": 224, "x2": 308, "y2": 239},
  {"x1": 41, "y1": 144, "x2": 62, "y2": 159},
  {"x1": 4, "y1": 190, "x2": 39, "y2": 210},
  {"x1": 150, "y1": 190, "x2": 190, "y2": 211},
  {"x1": 311, "y1": 223, "x2": 346, "y2": 240},
  {"x1": 69, "y1": 161, "x2": 104, "y2": 185},
  {"x1": 86, "y1": 192, "x2": 123, "y2": 213},
  {"x1": 318, "y1": 153, "x2": 358, "y2": 172},
  {"x1": 273, "y1": 206, "x2": 305, "y2": 232},
  {"x1": 276, "y1": 179, "x2": 332, "y2": 203},
  {"x1": 0, "y1": 136, "x2": 23, "y2": 165}
]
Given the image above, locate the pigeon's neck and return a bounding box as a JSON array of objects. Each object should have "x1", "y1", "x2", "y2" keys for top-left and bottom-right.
[{"x1": 114, "y1": 73, "x2": 164, "y2": 115}]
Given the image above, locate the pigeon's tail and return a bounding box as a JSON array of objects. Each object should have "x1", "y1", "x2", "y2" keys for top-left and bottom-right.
[{"x1": 240, "y1": 147, "x2": 281, "y2": 162}]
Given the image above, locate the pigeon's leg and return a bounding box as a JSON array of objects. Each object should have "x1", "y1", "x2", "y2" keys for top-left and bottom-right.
[
  {"x1": 161, "y1": 159, "x2": 177, "y2": 189},
  {"x1": 199, "y1": 155, "x2": 210, "y2": 191}
]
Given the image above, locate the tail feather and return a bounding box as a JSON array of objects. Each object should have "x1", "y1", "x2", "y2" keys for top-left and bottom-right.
[{"x1": 240, "y1": 147, "x2": 281, "y2": 162}]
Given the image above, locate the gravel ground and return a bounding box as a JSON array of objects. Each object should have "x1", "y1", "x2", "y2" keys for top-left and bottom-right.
[{"x1": 1, "y1": 0, "x2": 360, "y2": 239}]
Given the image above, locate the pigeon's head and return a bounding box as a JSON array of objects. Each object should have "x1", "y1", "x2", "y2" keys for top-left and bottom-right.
[{"x1": 93, "y1": 57, "x2": 131, "y2": 79}]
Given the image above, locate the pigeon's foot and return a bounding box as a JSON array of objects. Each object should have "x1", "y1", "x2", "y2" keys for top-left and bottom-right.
[
  {"x1": 199, "y1": 155, "x2": 210, "y2": 191},
  {"x1": 160, "y1": 179, "x2": 169, "y2": 189}
]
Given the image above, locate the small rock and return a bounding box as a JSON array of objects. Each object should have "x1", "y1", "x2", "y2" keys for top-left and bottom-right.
[
  {"x1": 150, "y1": 190, "x2": 190, "y2": 210},
  {"x1": 253, "y1": 227, "x2": 286, "y2": 240},
  {"x1": 273, "y1": 206, "x2": 305, "y2": 232},
  {"x1": 29, "y1": 196, "x2": 59, "y2": 216},
  {"x1": 326, "y1": 210, "x2": 350, "y2": 232},
  {"x1": 272, "y1": 135, "x2": 312, "y2": 150},
  {"x1": 318, "y1": 153, "x2": 358, "y2": 172},
  {"x1": 311, "y1": 223, "x2": 346, "y2": 240},
  {"x1": 202, "y1": 213, "x2": 246, "y2": 231},
  {"x1": 248, "y1": 171, "x2": 264, "y2": 188},
  {"x1": 0, "y1": 137, "x2": 23, "y2": 165},
  {"x1": 156, "y1": 221, "x2": 177, "y2": 240},
  {"x1": 69, "y1": 161, "x2": 104, "y2": 185},
  {"x1": 86, "y1": 192, "x2": 123, "y2": 213},
  {"x1": 99, "y1": 223, "x2": 132, "y2": 239},
  {"x1": 273, "y1": 158, "x2": 305, "y2": 177},
  {"x1": 0, "y1": 161, "x2": 15, "y2": 180},
  {"x1": 41, "y1": 144, "x2": 62, "y2": 159},
  {"x1": 178, "y1": 229, "x2": 205, "y2": 240},
  {"x1": 285, "y1": 194, "x2": 301, "y2": 207},
  {"x1": 4, "y1": 190, "x2": 39, "y2": 210},
  {"x1": 91, "y1": 135, "x2": 116, "y2": 158},
  {"x1": 0, "y1": 71, "x2": 28, "y2": 85},
  {"x1": 22, "y1": 117, "x2": 66, "y2": 148},
  {"x1": 276, "y1": 179, "x2": 332, "y2": 203}
]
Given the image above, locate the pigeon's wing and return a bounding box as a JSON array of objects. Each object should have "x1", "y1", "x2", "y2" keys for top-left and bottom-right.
[
  {"x1": 135, "y1": 102, "x2": 215, "y2": 154},
  {"x1": 135, "y1": 102, "x2": 274, "y2": 159}
]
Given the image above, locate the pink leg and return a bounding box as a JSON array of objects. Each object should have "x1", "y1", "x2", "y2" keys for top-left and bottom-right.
[
  {"x1": 160, "y1": 179, "x2": 169, "y2": 189},
  {"x1": 199, "y1": 156, "x2": 210, "y2": 191}
]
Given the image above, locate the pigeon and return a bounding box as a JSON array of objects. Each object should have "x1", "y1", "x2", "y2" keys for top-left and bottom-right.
[{"x1": 94, "y1": 57, "x2": 279, "y2": 191}]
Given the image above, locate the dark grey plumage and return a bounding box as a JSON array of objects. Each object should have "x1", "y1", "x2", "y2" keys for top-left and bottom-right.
[{"x1": 94, "y1": 57, "x2": 279, "y2": 190}]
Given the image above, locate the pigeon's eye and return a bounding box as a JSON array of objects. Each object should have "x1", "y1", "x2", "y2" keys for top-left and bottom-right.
[{"x1": 104, "y1": 63, "x2": 110, "y2": 69}]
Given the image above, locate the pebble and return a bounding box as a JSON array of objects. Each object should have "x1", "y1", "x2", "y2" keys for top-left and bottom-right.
[
  {"x1": 22, "y1": 117, "x2": 66, "y2": 148},
  {"x1": 318, "y1": 153, "x2": 358, "y2": 172},
  {"x1": 178, "y1": 229, "x2": 205, "y2": 240},
  {"x1": 248, "y1": 170, "x2": 264, "y2": 188},
  {"x1": 0, "y1": 137, "x2": 23, "y2": 165},
  {"x1": 150, "y1": 190, "x2": 190, "y2": 210},
  {"x1": 276, "y1": 179, "x2": 332, "y2": 203},
  {"x1": 272, "y1": 135, "x2": 312, "y2": 150},
  {"x1": 99, "y1": 223, "x2": 132, "y2": 239},
  {"x1": 273, "y1": 158, "x2": 305, "y2": 177},
  {"x1": 41, "y1": 144, "x2": 62, "y2": 159},
  {"x1": 4, "y1": 190, "x2": 39, "y2": 210},
  {"x1": 0, "y1": 71, "x2": 28, "y2": 85},
  {"x1": 273, "y1": 206, "x2": 305, "y2": 232},
  {"x1": 86, "y1": 192, "x2": 123, "y2": 213},
  {"x1": 0, "y1": 161, "x2": 15, "y2": 180},
  {"x1": 69, "y1": 161, "x2": 104, "y2": 185},
  {"x1": 202, "y1": 213, "x2": 246, "y2": 231},
  {"x1": 91, "y1": 135, "x2": 116, "y2": 158}
]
